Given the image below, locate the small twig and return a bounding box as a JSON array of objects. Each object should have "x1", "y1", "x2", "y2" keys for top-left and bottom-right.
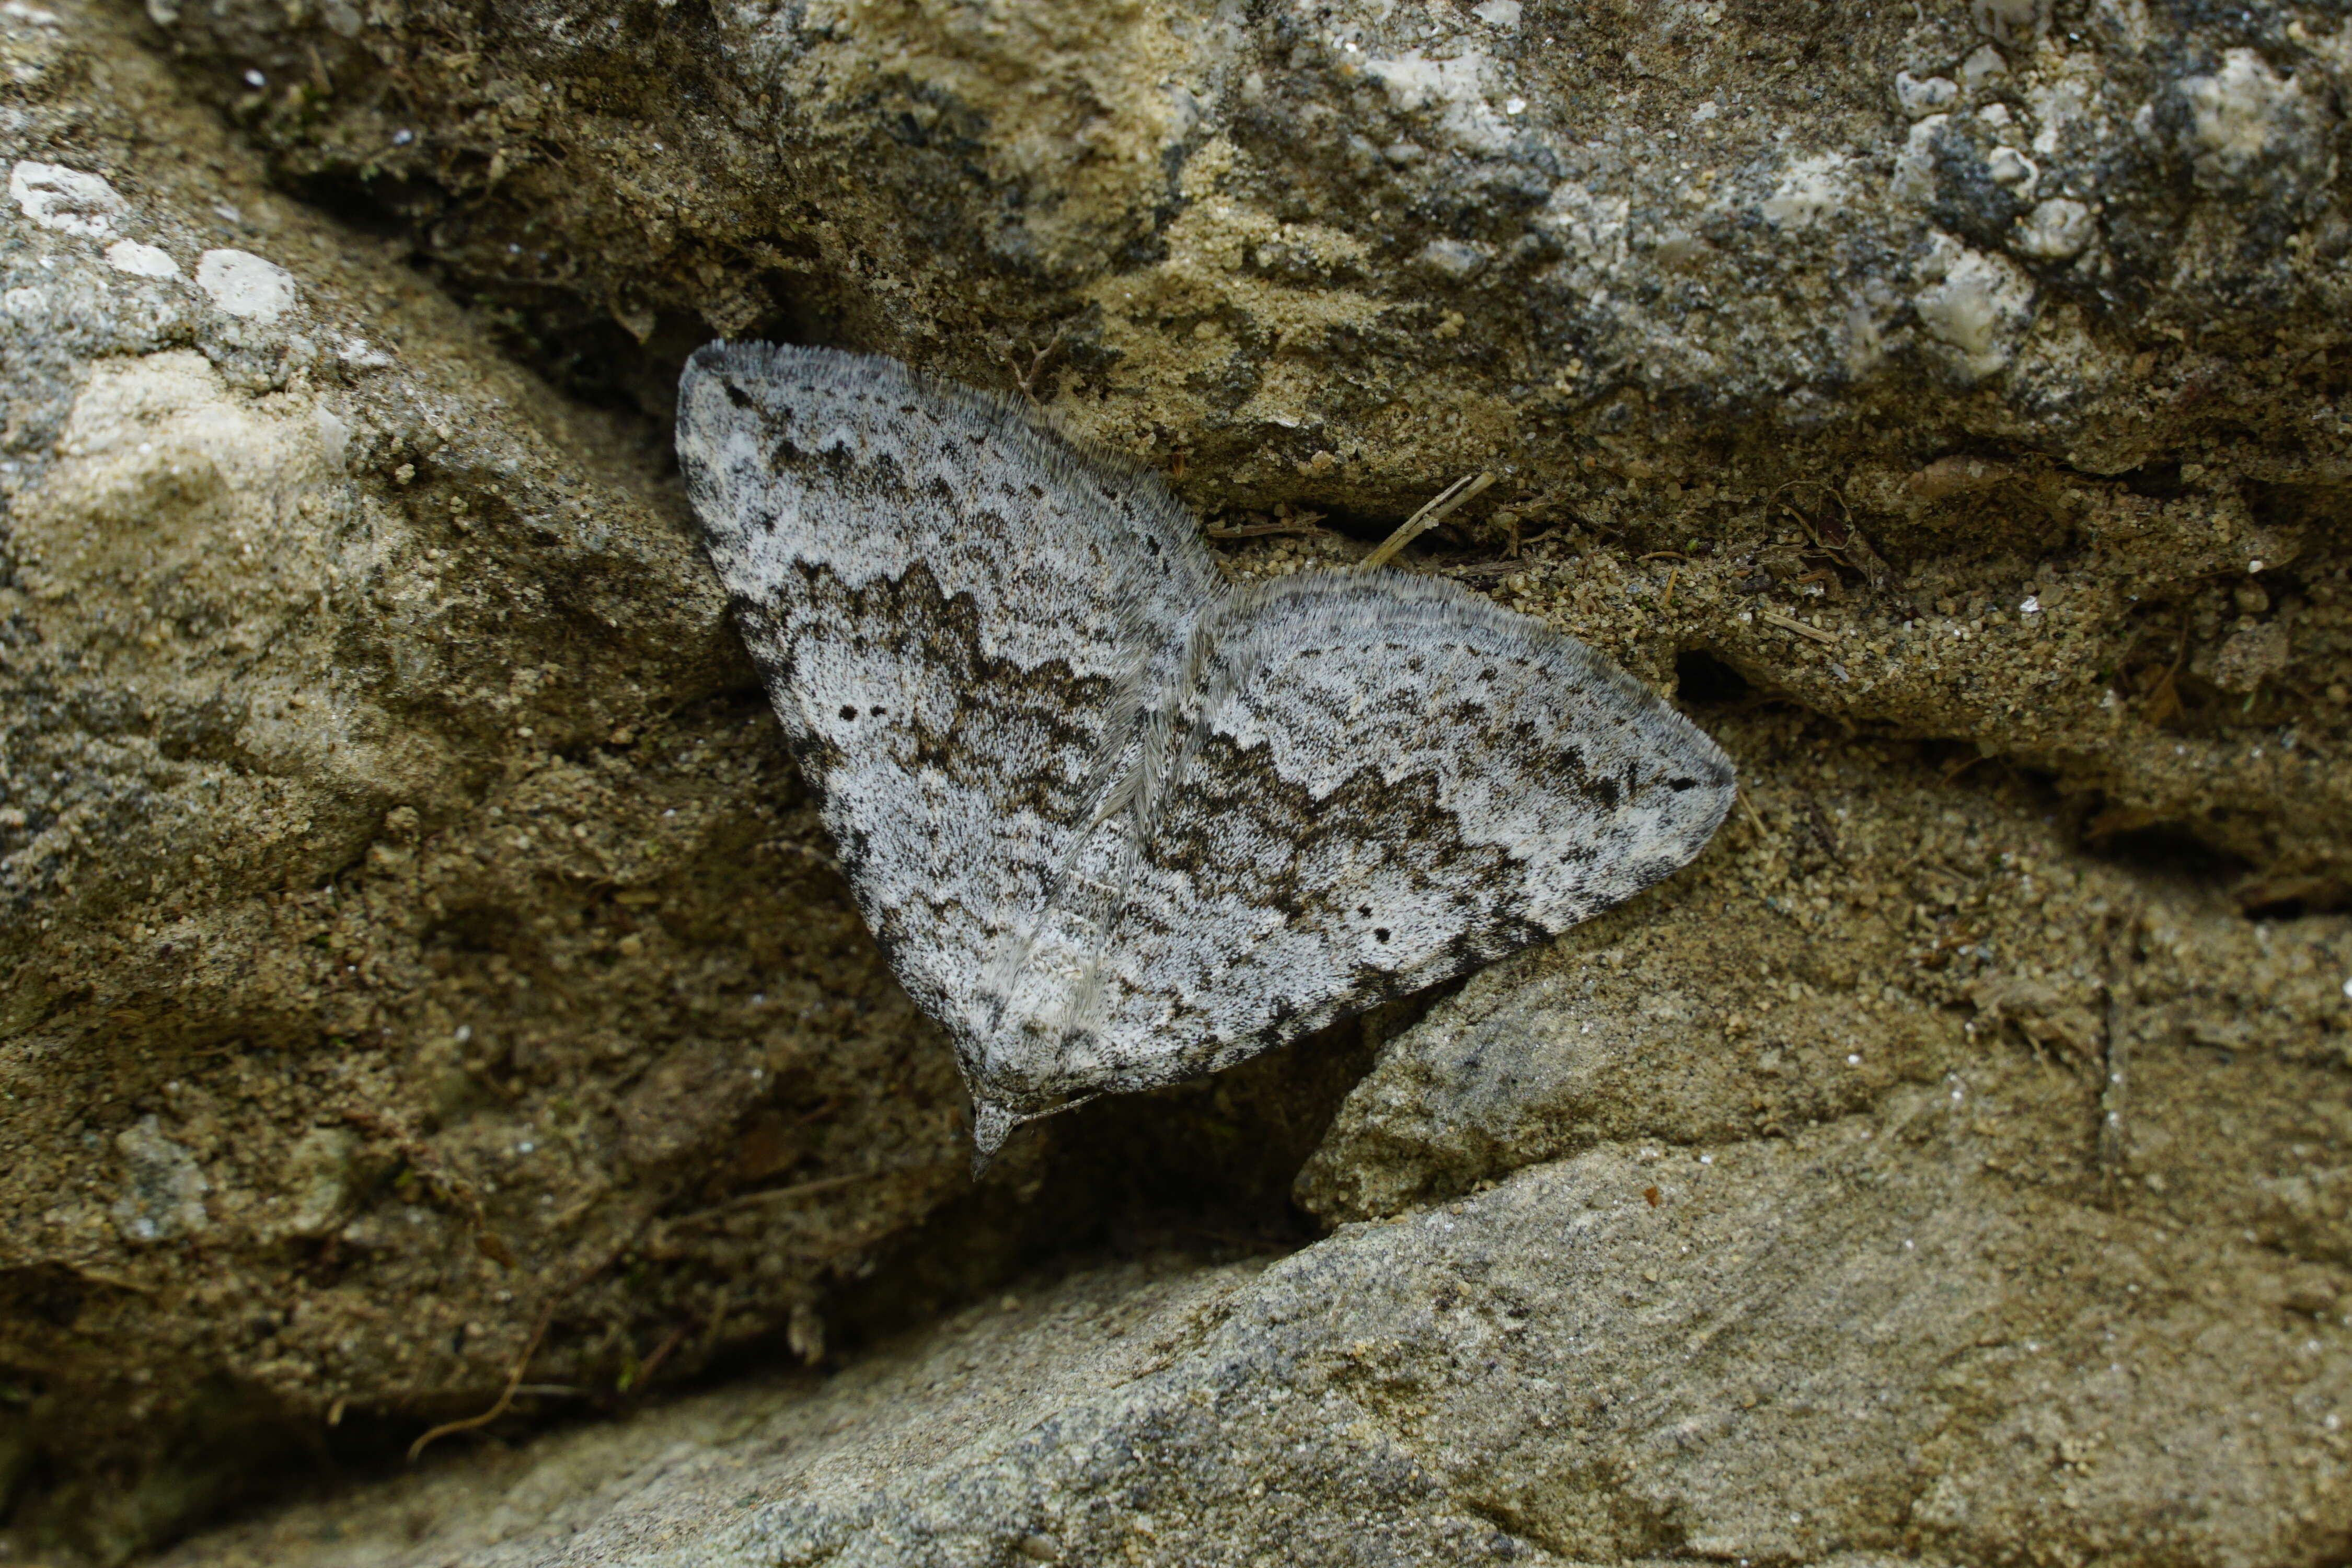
[
  {"x1": 408, "y1": 1307, "x2": 553, "y2": 1462},
  {"x1": 1663, "y1": 568, "x2": 1680, "y2": 609},
  {"x1": 402, "y1": 1189, "x2": 675, "y2": 1459},
  {"x1": 1205, "y1": 518, "x2": 1340, "y2": 540},
  {"x1": 626, "y1": 1324, "x2": 689, "y2": 1393},
  {"x1": 2141, "y1": 611, "x2": 2192, "y2": 728},
  {"x1": 1008, "y1": 327, "x2": 1066, "y2": 402},
  {"x1": 1772, "y1": 478, "x2": 1853, "y2": 536},
  {"x1": 1456, "y1": 524, "x2": 1567, "y2": 577},
  {"x1": 63, "y1": 1263, "x2": 157, "y2": 1295},
  {"x1": 1448, "y1": 558, "x2": 1534, "y2": 580},
  {"x1": 1758, "y1": 609, "x2": 1839, "y2": 646},
  {"x1": 660, "y1": 1169, "x2": 881, "y2": 1232},
  {"x1": 1362, "y1": 472, "x2": 1497, "y2": 570},
  {"x1": 1638, "y1": 550, "x2": 1689, "y2": 563},
  {"x1": 1737, "y1": 788, "x2": 1769, "y2": 837}
]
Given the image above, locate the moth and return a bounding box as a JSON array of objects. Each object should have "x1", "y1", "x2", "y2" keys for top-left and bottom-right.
[{"x1": 676, "y1": 344, "x2": 1734, "y2": 1165}]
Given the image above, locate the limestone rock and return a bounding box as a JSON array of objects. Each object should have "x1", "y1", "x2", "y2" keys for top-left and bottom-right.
[
  {"x1": 2, "y1": 0, "x2": 2348, "y2": 1560},
  {"x1": 129, "y1": 0, "x2": 2352, "y2": 894},
  {"x1": 0, "y1": 3, "x2": 973, "y2": 1554},
  {"x1": 166, "y1": 1122, "x2": 2351, "y2": 1567}
]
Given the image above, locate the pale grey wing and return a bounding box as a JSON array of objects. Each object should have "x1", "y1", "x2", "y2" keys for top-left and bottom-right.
[
  {"x1": 1063, "y1": 569, "x2": 1736, "y2": 1099},
  {"x1": 673, "y1": 343, "x2": 1221, "y2": 1073}
]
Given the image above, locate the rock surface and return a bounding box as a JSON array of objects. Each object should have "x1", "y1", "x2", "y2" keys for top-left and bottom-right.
[
  {"x1": 144, "y1": 0, "x2": 2352, "y2": 892},
  {"x1": 161, "y1": 1122, "x2": 2351, "y2": 1567},
  {"x1": 156, "y1": 711, "x2": 2352, "y2": 1568},
  {"x1": 1, "y1": 0, "x2": 2347, "y2": 1561},
  {"x1": 0, "y1": 3, "x2": 970, "y2": 1556}
]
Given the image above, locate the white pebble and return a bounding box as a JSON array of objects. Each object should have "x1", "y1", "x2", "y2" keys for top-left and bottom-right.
[
  {"x1": 1985, "y1": 146, "x2": 2037, "y2": 191},
  {"x1": 1960, "y1": 44, "x2": 2007, "y2": 88},
  {"x1": 103, "y1": 239, "x2": 178, "y2": 277},
  {"x1": 8, "y1": 159, "x2": 125, "y2": 238},
  {"x1": 2012, "y1": 198, "x2": 2096, "y2": 260},
  {"x1": 195, "y1": 248, "x2": 296, "y2": 321},
  {"x1": 1894, "y1": 72, "x2": 1958, "y2": 118}
]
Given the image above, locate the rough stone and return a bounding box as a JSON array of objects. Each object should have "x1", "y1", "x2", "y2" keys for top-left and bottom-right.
[
  {"x1": 2, "y1": 0, "x2": 2348, "y2": 1561},
  {"x1": 0, "y1": 3, "x2": 984, "y2": 1555},
  {"x1": 163, "y1": 1111, "x2": 2351, "y2": 1566},
  {"x1": 124, "y1": 0, "x2": 2352, "y2": 895},
  {"x1": 1298, "y1": 710, "x2": 2352, "y2": 1235}
]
